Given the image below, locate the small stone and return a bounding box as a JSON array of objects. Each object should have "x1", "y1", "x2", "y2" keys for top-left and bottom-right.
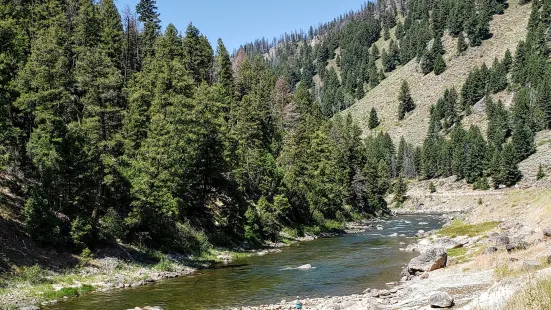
[
  {"x1": 543, "y1": 228, "x2": 551, "y2": 237},
  {"x1": 370, "y1": 289, "x2": 379, "y2": 297},
  {"x1": 378, "y1": 289, "x2": 390, "y2": 296},
  {"x1": 421, "y1": 271, "x2": 429, "y2": 279},
  {"x1": 482, "y1": 246, "x2": 498, "y2": 255},
  {"x1": 429, "y1": 291, "x2": 454, "y2": 308}
]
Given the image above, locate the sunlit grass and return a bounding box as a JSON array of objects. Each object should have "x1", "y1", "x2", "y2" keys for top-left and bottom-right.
[{"x1": 438, "y1": 220, "x2": 500, "y2": 237}]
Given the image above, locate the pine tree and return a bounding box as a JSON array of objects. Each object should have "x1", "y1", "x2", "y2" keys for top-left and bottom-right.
[
  {"x1": 457, "y1": 32, "x2": 467, "y2": 54},
  {"x1": 16, "y1": 26, "x2": 73, "y2": 245},
  {"x1": 383, "y1": 24, "x2": 390, "y2": 41},
  {"x1": 434, "y1": 53, "x2": 447, "y2": 75},
  {"x1": 0, "y1": 19, "x2": 25, "y2": 171},
  {"x1": 398, "y1": 80, "x2": 415, "y2": 120},
  {"x1": 183, "y1": 23, "x2": 214, "y2": 84},
  {"x1": 394, "y1": 176, "x2": 408, "y2": 207},
  {"x1": 136, "y1": 0, "x2": 161, "y2": 58},
  {"x1": 214, "y1": 38, "x2": 234, "y2": 96},
  {"x1": 500, "y1": 142, "x2": 522, "y2": 187},
  {"x1": 464, "y1": 126, "x2": 487, "y2": 184},
  {"x1": 368, "y1": 107, "x2": 380, "y2": 129},
  {"x1": 98, "y1": 0, "x2": 124, "y2": 68},
  {"x1": 537, "y1": 164, "x2": 546, "y2": 180}
]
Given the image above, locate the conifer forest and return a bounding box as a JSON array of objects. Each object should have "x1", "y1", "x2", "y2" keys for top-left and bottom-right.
[{"x1": 1, "y1": 0, "x2": 551, "y2": 259}]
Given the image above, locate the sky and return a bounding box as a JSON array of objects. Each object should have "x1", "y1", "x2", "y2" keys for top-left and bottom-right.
[{"x1": 114, "y1": 0, "x2": 366, "y2": 52}]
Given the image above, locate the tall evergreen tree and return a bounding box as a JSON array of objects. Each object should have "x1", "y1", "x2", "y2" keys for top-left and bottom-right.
[
  {"x1": 183, "y1": 23, "x2": 214, "y2": 85},
  {"x1": 398, "y1": 80, "x2": 415, "y2": 120},
  {"x1": 368, "y1": 107, "x2": 380, "y2": 129},
  {"x1": 136, "y1": 0, "x2": 161, "y2": 58}
]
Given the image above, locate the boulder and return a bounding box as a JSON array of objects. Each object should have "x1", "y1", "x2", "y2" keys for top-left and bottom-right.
[
  {"x1": 494, "y1": 235, "x2": 510, "y2": 247},
  {"x1": 406, "y1": 247, "x2": 447, "y2": 275},
  {"x1": 506, "y1": 241, "x2": 530, "y2": 253},
  {"x1": 482, "y1": 246, "x2": 498, "y2": 255},
  {"x1": 433, "y1": 238, "x2": 462, "y2": 250},
  {"x1": 522, "y1": 260, "x2": 542, "y2": 269},
  {"x1": 429, "y1": 291, "x2": 454, "y2": 308}
]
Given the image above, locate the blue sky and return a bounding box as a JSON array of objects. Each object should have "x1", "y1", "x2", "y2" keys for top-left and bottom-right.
[{"x1": 114, "y1": 0, "x2": 366, "y2": 52}]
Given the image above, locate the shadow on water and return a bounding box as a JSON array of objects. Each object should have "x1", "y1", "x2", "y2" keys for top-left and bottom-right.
[{"x1": 46, "y1": 214, "x2": 445, "y2": 310}]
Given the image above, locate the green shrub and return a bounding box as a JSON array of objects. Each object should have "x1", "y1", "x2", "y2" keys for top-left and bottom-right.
[
  {"x1": 473, "y1": 177, "x2": 490, "y2": 190},
  {"x1": 19, "y1": 265, "x2": 49, "y2": 285},
  {"x1": 429, "y1": 182, "x2": 436, "y2": 193},
  {"x1": 537, "y1": 164, "x2": 545, "y2": 180},
  {"x1": 154, "y1": 257, "x2": 174, "y2": 272},
  {"x1": 43, "y1": 284, "x2": 95, "y2": 300}
]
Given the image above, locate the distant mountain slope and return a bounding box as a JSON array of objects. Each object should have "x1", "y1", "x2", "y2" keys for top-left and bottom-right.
[{"x1": 343, "y1": 0, "x2": 531, "y2": 145}]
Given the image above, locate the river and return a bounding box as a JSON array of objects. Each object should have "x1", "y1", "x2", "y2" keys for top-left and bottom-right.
[{"x1": 47, "y1": 214, "x2": 445, "y2": 310}]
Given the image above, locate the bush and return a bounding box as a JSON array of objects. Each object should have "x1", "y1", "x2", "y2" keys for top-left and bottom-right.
[
  {"x1": 537, "y1": 164, "x2": 545, "y2": 180},
  {"x1": 170, "y1": 221, "x2": 212, "y2": 254},
  {"x1": 24, "y1": 194, "x2": 61, "y2": 246},
  {"x1": 70, "y1": 217, "x2": 97, "y2": 251},
  {"x1": 429, "y1": 182, "x2": 436, "y2": 193},
  {"x1": 43, "y1": 284, "x2": 95, "y2": 300},
  {"x1": 18, "y1": 265, "x2": 49, "y2": 285},
  {"x1": 154, "y1": 257, "x2": 174, "y2": 272},
  {"x1": 473, "y1": 177, "x2": 490, "y2": 190},
  {"x1": 99, "y1": 208, "x2": 124, "y2": 241}
]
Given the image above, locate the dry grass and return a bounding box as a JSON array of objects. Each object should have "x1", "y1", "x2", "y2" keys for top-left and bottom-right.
[
  {"x1": 504, "y1": 277, "x2": 551, "y2": 310},
  {"x1": 343, "y1": 0, "x2": 532, "y2": 145}
]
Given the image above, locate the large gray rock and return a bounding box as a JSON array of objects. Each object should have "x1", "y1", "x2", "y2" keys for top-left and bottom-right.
[
  {"x1": 433, "y1": 238, "x2": 462, "y2": 250},
  {"x1": 406, "y1": 247, "x2": 448, "y2": 275},
  {"x1": 429, "y1": 291, "x2": 454, "y2": 308}
]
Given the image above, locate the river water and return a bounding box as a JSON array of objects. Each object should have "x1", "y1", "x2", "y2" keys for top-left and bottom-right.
[{"x1": 47, "y1": 214, "x2": 444, "y2": 310}]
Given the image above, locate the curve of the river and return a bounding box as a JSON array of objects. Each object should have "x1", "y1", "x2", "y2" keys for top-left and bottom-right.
[{"x1": 47, "y1": 214, "x2": 445, "y2": 310}]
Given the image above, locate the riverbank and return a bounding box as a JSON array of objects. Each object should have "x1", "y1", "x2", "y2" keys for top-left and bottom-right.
[
  {"x1": 237, "y1": 185, "x2": 551, "y2": 310},
  {"x1": 0, "y1": 219, "x2": 383, "y2": 309}
]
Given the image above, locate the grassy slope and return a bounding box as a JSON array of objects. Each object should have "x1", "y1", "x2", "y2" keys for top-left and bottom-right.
[{"x1": 343, "y1": 0, "x2": 531, "y2": 145}]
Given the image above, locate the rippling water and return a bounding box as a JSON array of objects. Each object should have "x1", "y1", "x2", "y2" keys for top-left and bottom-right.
[{"x1": 47, "y1": 214, "x2": 445, "y2": 310}]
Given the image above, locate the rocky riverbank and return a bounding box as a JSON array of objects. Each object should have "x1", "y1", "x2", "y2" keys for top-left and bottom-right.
[{"x1": 238, "y1": 203, "x2": 551, "y2": 310}]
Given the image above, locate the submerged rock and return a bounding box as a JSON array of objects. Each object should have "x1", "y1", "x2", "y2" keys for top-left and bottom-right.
[
  {"x1": 297, "y1": 264, "x2": 313, "y2": 270},
  {"x1": 429, "y1": 291, "x2": 454, "y2": 308}
]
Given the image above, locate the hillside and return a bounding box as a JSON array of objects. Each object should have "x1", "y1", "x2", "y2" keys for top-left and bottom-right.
[{"x1": 344, "y1": 0, "x2": 531, "y2": 145}]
